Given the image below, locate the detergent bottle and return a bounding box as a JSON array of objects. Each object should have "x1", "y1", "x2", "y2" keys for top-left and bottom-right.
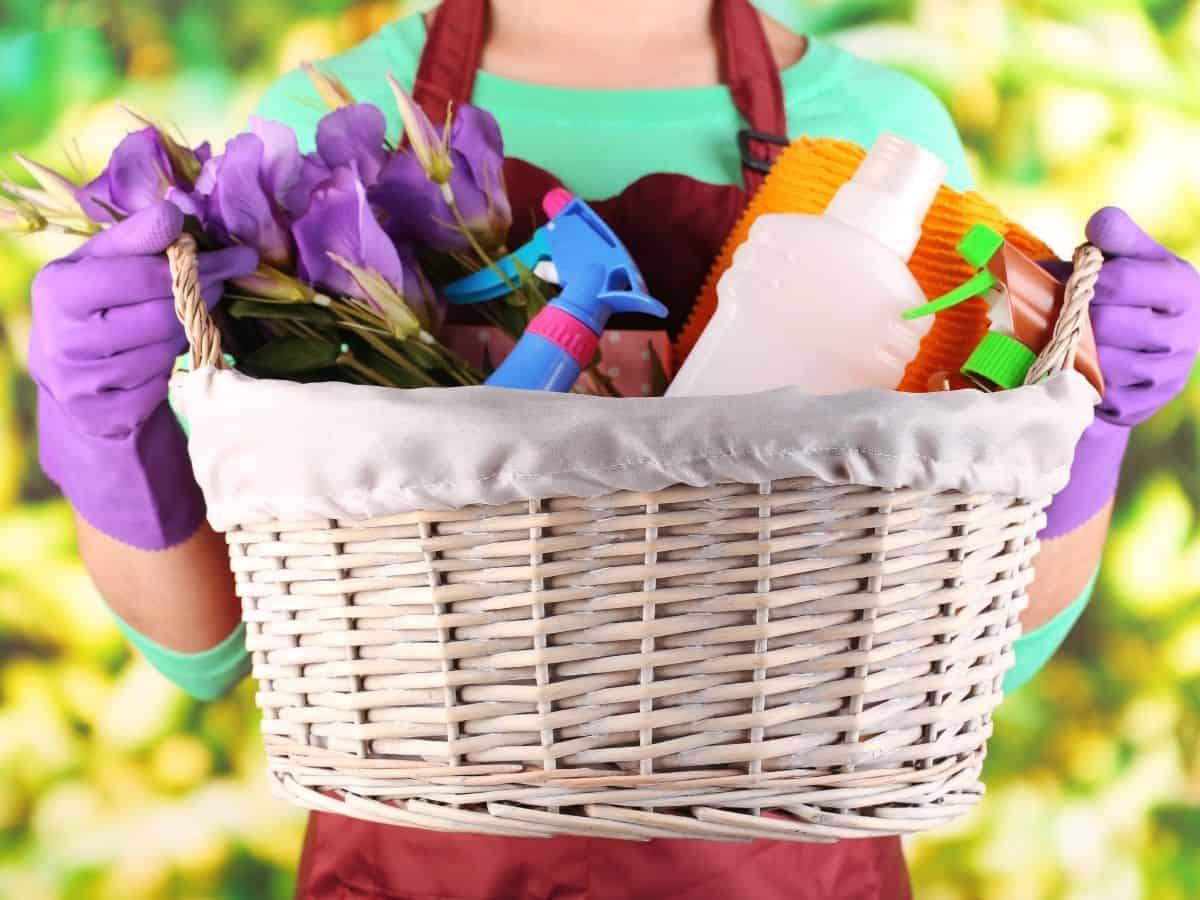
[{"x1": 667, "y1": 133, "x2": 948, "y2": 397}]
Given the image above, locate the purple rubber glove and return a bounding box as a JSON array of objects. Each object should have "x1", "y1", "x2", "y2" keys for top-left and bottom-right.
[
  {"x1": 1042, "y1": 207, "x2": 1200, "y2": 538},
  {"x1": 28, "y1": 201, "x2": 258, "y2": 550}
]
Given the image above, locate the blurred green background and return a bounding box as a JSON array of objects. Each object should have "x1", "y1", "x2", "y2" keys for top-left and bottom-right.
[{"x1": 2, "y1": 1, "x2": 1200, "y2": 898}]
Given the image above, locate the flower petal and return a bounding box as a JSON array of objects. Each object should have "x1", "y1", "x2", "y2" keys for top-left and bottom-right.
[
  {"x1": 315, "y1": 104, "x2": 389, "y2": 186},
  {"x1": 369, "y1": 151, "x2": 449, "y2": 245},
  {"x1": 294, "y1": 166, "x2": 405, "y2": 299},
  {"x1": 205, "y1": 133, "x2": 293, "y2": 268},
  {"x1": 369, "y1": 103, "x2": 511, "y2": 254},
  {"x1": 251, "y1": 117, "x2": 305, "y2": 204},
  {"x1": 106, "y1": 129, "x2": 176, "y2": 215},
  {"x1": 294, "y1": 165, "x2": 443, "y2": 329}
]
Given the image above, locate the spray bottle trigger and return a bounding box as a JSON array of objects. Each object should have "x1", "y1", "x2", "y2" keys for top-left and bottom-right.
[{"x1": 441, "y1": 228, "x2": 553, "y2": 305}]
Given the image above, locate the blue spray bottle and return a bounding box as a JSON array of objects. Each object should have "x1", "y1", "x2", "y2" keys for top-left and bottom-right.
[{"x1": 442, "y1": 189, "x2": 668, "y2": 392}]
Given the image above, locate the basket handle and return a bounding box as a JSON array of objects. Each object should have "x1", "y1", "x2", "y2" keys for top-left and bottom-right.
[
  {"x1": 167, "y1": 234, "x2": 227, "y2": 371},
  {"x1": 1022, "y1": 243, "x2": 1103, "y2": 386}
]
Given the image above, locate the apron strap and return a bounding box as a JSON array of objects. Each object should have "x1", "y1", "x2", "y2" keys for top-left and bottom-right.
[
  {"x1": 412, "y1": 0, "x2": 489, "y2": 125},
  {"x1": 413, "y1": 0, "x2": 788, "y2": 190},
  {"x1": 717, "y1": 0, "x2": 789, "y2": 192}
]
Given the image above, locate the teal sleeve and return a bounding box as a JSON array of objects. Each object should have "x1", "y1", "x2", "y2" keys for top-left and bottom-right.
[
  {"x1": 1003, "y1": 567, "x2": 1099, "y2": 695},
  {"x1": 777, "y1": 42, "x2": 973, "y2": 193},
  {"x1": 112, "y1": 611, "x2": 251, "y2": 701},
  {"x1": 254, "y1": 68, "x2": 328, "y2": 152}
]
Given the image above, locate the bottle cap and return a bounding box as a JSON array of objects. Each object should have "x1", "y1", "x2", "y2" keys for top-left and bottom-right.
[
  {"x1": 961, "y1": 332, "x2": 1037, "y2": 390},
  {"x1": 825, "y1": 134, "x2": 948, "y2": 261}
]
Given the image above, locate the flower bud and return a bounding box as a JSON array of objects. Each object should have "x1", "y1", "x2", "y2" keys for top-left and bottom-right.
[
  {"x1": 303, "y1": 63, "x2": 357, "y2": 111},
  {"x1": 387, "y1": 74, "x2": 454, "y2": 186},
  {"x1": 0, "y1": 197, "x2": 46, "y2": 234},
  {"x1": 13, "y1": 154, "x2": 85, "y2": 217}
]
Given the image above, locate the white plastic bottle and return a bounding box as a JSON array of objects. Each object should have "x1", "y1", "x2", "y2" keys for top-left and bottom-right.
[{"x1": 667, "y1": 134, "x2": 948, "y2": 397}]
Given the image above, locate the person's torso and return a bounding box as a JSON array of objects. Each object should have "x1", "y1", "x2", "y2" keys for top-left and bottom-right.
[
  {"x1": 275, "y1": 4, "x2": 925, "y2": 897},
  {"x1": 255, "y1": 7, "x2": 972, "y2": 198}
]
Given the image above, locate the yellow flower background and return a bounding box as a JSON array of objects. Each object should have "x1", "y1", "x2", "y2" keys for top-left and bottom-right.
[{"x1": 2, "y1": 1, "x2": 1199, "y2": 897}]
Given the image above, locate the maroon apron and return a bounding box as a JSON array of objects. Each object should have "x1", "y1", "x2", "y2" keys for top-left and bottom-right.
[{"x1": 296, "y1": 2, "x2": 912, "y2": 897}]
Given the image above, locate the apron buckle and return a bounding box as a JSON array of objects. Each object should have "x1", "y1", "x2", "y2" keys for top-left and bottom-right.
[{"x1": 737, "y1": 127, "x2": 789, "y2": 174}]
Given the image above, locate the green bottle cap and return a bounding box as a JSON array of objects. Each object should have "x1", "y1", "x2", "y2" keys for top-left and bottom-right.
[
  {"x1": 961, "y1": 332, "x2": 1038, "y2": 390},
  {"x1": 958, "y1": 223, "x2": 1006, "y2": 267}
]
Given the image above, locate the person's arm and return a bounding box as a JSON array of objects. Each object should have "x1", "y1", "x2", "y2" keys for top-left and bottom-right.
[
  {"x1": 1024, "y1": 501, "x2": 1112, "y2": 633},
  {"x1": 1003, "y1": 506, "x2": 1108, "y2": 694},
  {"x1": 77, "y1": 516, "x2": 242, "y2": 651},
  {"x1": 30, "y1": 202, "x2": 258, "y2": 700},
  {"x1": 80, "y1": 517, "x2": 250, "y2": 700},
  {"x1": 1007, "y1": 210, "x2": 1200, "y2": 691}
]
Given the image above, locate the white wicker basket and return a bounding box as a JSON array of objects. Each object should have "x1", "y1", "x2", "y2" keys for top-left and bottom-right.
[{"x1": 169, "y1": 237, "x2": 1102, "y2": 842}]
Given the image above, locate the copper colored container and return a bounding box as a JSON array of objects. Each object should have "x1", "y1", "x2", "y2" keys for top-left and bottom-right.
[{"x1": 987, "y1": 242, "x2": 1105, "y2": 396}]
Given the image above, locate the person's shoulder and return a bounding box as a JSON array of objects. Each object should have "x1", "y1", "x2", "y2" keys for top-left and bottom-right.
[
  {"x1": 825, "y1": 43, "x2": 951, "y2": 124},
  {"x1": 808, "y1": 41, "x2": 973, "y2": 189},
  {"x1": 255, "y1": 15, "x2": 425, "y2": 149}
]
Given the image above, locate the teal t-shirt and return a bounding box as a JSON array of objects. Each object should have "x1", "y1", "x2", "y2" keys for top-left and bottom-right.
[
  {"x1": 256, "y1": 13, "x2": 975, "y2": 195},
  {"x1": 133, "y1": 6, "x2": 1093, "y2": 700}
]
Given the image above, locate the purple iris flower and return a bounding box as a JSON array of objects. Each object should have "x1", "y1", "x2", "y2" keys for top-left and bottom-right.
[
  {"x1": 194, "y1": 132, "x2": 295, "y2": 268},
  {"x1": 75, "y1": 128, "x2": 177, "y2": 221},
  {"x1": 371, "y1": 104, "x2": 511, "y2": 253},
  {"x1": 173, "y1": 117, "x2": 335, "y2": 269},
  {"x1": 248, "y1": 117, "x2": 333, "y2": 220},
  {"x1": 293, "y1": 166, "x2": 441, "y2": 330}
]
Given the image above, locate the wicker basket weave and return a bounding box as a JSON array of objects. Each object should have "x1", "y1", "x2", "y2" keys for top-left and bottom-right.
[{"x1": 169, "y1": 237, "x2": 1102, "y2": 842}]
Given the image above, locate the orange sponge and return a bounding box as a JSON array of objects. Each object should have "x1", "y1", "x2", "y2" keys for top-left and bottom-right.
[{"x1": 675, "y1": 138, "x2": 1057, "y2": 393}]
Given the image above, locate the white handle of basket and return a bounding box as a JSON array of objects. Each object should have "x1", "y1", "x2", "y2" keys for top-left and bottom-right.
[
  {"x1": 1023, "y1": 242, "x2": 1103, "y2": 386},
  {"x1": 167, "y1": 234, "x2": 227, "y2": 371}
]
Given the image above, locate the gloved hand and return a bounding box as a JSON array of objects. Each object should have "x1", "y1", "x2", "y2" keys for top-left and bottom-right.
[
  {"x1": 1043, "y1": 207, "x2": 1200, "y2": 538},
  {"x1": 28, "y1": 201, "x2": 258, "y2": 550}
]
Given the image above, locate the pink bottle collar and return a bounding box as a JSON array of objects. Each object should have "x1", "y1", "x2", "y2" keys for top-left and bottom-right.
[{"x1": 527, "y1": 306, "x2": 598, "y2": 370}]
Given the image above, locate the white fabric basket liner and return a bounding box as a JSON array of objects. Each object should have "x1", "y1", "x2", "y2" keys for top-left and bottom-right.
[{"x1": 178, "y1": 367, "x2": 1098, "y2": 531}]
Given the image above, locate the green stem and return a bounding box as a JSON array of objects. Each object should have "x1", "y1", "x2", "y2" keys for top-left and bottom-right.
[
  {"x1": 334, "y1": 320, "x2": 392, "y2": 337},
  {"x1": 337, "y1": 352, "x2": 393, "y2": 387},
  {"x1": 286, "y1": 321, "x2": 324, "y2": 342},
  {"x1": 332, "y1": 298, "x2": 480, "y2": 385},
  {"x1": 360, "y1": 332, "x2": 440, "y2": 387}
]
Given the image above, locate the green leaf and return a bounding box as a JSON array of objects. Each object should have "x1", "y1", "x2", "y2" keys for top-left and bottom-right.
[
  {"x1": 225, "y1": 299, "x2": 336, "y2": 325},
  {"x1": 241, "y1": 337, "x2": 339, "y2": 376}
]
